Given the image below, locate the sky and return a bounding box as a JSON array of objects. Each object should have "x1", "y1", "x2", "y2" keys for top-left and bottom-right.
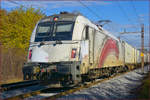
[{"x1": 1, "y1": 0, "x2": 149, "y2": 50}]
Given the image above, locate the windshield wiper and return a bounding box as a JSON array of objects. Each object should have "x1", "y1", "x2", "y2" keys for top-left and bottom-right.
[
  {"x1": 55, "y1": 40, "x2": 62, "y2": 44},
  {"x1": 52, "y1": 40, "x2": 62, "y2": 46},
  {"x1": 39, "y1": 41, "x2": 45, "y2": 46}
]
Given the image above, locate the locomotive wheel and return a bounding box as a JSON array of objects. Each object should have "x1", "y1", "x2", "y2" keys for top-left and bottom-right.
[
  {"x1": 33, "y1": 74, "x2": 37, "y2": 80},
  {"x1": 61, "y1": 75, "x2": 73, "y2": 86},
  {"x1": 36, "y1": 74, "x2": 40, "y2": 80},
  {"x1": 23, "y1": 74, "x2": 26, "y2": 80}
]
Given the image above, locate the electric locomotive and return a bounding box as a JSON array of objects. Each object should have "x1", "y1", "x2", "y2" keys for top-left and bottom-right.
[{"x1": 22, "y1": 12, "x2": 148, "y2": 85}]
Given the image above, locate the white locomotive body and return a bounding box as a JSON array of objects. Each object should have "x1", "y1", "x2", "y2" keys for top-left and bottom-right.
[{"x1": 22, "y1": 12, "x2": 149, "y2": 85}]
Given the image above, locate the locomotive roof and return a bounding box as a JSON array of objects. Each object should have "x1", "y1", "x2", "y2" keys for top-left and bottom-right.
[
  {"x1": 40, "y1": 12, "x2": 119, "y2": 42},
  {"x1": 40, "y1": 13, "x2": 79, "y2": 22}
]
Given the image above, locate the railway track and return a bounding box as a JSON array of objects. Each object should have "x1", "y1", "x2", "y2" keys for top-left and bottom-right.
[
  {"x1": 0, "y1": 67, "x2": 147, "y2": 100},
  {"x1": 42, "y1": 71, "x2": 129, "y2": 100},
  {"x1": 29, "y1": 67, "x2": 149, "y2": 100},
  {"x1": 0, "y1": 80, "x2": 40, "y2": 92},
  {"x1": 29, "y1": 71, "x2": 133, "y2": 100},
  {"x1": 0, "y1": 80, "x2": 64, "y2": 100}
]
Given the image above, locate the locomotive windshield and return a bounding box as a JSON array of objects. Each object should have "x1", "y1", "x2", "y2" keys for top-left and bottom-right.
[{"x1": 35, "y1": 21, "x2": 74, "y2": 42}]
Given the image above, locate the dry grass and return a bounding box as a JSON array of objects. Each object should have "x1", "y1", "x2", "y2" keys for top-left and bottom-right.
[
  {"x1": 137, "y1": 72, "x2": 150, "y2": 99},
  {"x1": 0, "y1": 47, "x2": 27, "y2": 84},
  {"x1": 0, "y1": 78, "x2": 23, "y2": 84}
]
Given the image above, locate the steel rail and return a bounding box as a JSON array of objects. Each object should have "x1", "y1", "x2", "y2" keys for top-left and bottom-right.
[
  {"x1": 0, "y1": 80, "x2": 40, "y2": 92},
  {"x1": 3, "y1": 85, "x2": 71, "y2": 100}
]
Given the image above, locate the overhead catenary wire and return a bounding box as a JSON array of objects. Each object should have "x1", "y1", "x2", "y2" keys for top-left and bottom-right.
[
  {"x1": 78, "y1": 0, "x2": 138, "y2": 45},
  {"x1": 116, "y1": 1, "x2": 132, "y2": 23},
  {"x1": 115, "y1": 0, "x2": 144, "y2": 48},
  {"x1": 7, "y1": 0, "x2": 46, "y2": 17},
  {"x1": 115, "y1": 0, "x2": 139, "y2": 30},
  {"x1": 77, "y1": 0, "x2": 103, "y2": 20},
  {"x1": 7, "y1": 0, "x2": 29, "y2": 8},
  {"x1": 77, "y1": 1, "x2": 121, "y2": 33},
  {"x1": 130, "y1": 0, "x2": 148, "y2": 50},
  {"x1": 7, "y1": 0, "x2": 32, "y2": 10},
  {"x1": 78, "y1": 1, "x2": 139, "y2": 43},
  {"x1": 7, "y1": 0, "x2": 18, "y2": 5},
  {"x1": 7, "y1": 0, "x2": 46, "y2": 11},
  {"x1": 130, "y1": 0, "x2": 142, "y2": 25}
]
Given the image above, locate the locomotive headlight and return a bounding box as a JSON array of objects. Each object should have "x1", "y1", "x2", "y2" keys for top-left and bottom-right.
[
  {"x1": 28, "y1": 50, "x2": 32, "y2": 60},
  {"x1": 71, "y1": 48, "x2": 77, "y2": 58},
  {"x1": 53, "y1": 16, "x2": 58, "y2": 21}
]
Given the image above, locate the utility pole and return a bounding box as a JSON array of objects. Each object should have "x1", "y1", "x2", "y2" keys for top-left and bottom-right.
[
  {"x1": 120, "y1": 24, "x2": 144, "y2": 73},
  {"x1": 141, "y1": 24, "x2": 144, "y2": 73}
]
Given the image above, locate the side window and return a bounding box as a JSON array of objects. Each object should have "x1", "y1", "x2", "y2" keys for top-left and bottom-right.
[
  {"x1": 85, "y1": 26, "x2": 89, "y2": 40},
  {"x1": 82, "y1": 25, "x2": 94, "y2": 40}
]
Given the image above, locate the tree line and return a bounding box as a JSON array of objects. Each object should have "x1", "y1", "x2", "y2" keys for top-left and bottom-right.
[{"x1": 0, "y1": 6, "x2": 44, "y2": 83}]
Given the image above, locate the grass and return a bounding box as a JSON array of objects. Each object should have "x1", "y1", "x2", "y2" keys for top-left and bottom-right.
[
  {"x1": 137, "y1": 72, "x2": 150, "y2": 99},
  {"x1": 0, "y1": 78, "x2": 22, "y2": 85}
]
